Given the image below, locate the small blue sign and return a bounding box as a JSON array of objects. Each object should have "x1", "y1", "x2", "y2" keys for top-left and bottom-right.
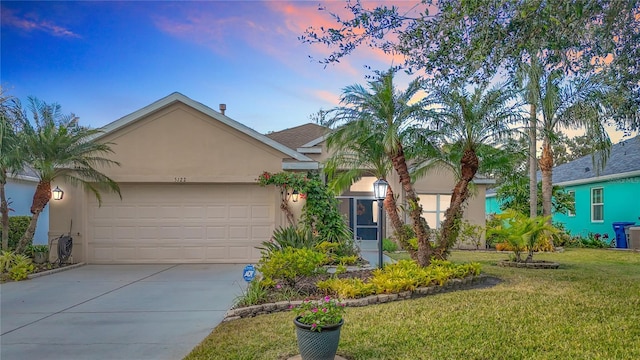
[{"x1": 243, "y1": 264, "x2": 256, "y2": 282}]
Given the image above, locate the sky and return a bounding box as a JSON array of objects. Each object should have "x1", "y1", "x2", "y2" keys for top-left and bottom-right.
[
  {"x1": 1, "y1": 1, "x2": 632, "y2": 142},
  {"x1": 1, "y1": 0, "x2": 417, "y2": 134}
]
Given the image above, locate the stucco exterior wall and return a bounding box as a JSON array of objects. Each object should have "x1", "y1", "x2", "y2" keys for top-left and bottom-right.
[
  {"x1": 553, "y1": 177, "x2": 640, "y2": 238},
  {"x1": 94, "y1": 103, "x2": 286, "y2": 183}
]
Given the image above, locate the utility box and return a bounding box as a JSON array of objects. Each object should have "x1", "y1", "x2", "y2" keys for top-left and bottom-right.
[{"x1": 628, "y1": 227, "x2": 640, "y2": 250}]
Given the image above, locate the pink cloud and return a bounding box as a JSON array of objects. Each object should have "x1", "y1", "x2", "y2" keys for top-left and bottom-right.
[
  {"x1": 1, "y1": 7, "x2": 81, "y2": 38},
  {"x1": 312, "y1": 90, "x2": 341, "y2": 106}
]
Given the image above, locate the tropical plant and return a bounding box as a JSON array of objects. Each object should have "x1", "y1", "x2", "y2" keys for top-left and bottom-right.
[
  {"x1": 536, "y1": 73, "x2": 614, "y2": 220},
  {"x1": 257, "y1": 171, "x2": 356, "y2": 257},
  {"x1": 13, "y1": 97, "x2": 121, "y2": 253},
  {"x1": 0, "y1": 216, "x2": 31, "y2": 251},
  {"x1": 0, "y1": 89, "x2": 25, "y2": 251},
  {"x1": 425, "y1": 83, "x2": 520, "y2": 255},
  {"x1": 325, "y1": 69, "x2": 437, "y2": 266},
  {"x1": 0, "y1": 250, "x2": 35, "y2": 281},
  {"x1": 257, "y1": 225, "x2": 318, "y2": 255},
  {"x1": 496, "y1": 175, "x2": 576, "y2": 216},
  {"x1": 489, "y1": 209, "x2": 561, "y2": 262}
]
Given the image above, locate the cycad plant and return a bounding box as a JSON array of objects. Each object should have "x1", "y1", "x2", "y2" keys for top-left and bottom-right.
[{"x1": 490, "y1": 209, "x2": 561, "y2": 262}]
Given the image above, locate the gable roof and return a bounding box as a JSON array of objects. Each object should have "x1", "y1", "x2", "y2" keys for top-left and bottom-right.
[
  {"x1": 91, "y1": 92, "x2": 314, "y2": 163},
  {"x1": 264, "y1": 123, "x2": 330, "y2": 150},
  {"x1": 551, "y1": 136, "x2": 640, "y2": 185}
]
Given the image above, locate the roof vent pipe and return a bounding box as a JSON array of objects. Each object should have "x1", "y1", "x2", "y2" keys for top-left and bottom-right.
[{"x1": 219, "y1": 104, "x2": 226, "y2": 115}]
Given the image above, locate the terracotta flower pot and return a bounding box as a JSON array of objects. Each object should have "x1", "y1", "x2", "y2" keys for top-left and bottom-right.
[{"x1": 293, "y1": 317, "x2": 343, "y2": 360}]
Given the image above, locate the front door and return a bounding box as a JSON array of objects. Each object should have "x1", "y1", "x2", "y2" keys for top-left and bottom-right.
[{"x1": 338, "y1": 197, "x2": 378, "y2": 242}]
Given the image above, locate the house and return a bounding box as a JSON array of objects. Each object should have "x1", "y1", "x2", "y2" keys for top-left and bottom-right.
[
  {"x1": 486, "y1": 136, "x2": 640, "y2": 238},
  {"x1": 50, "y1": 92, "x2": 492, "y2": 264},
  {"x1": 5, "y1": 169, "x2": 50, "y2": 245},
  {"x1": 552, "y1": 136, "x2": 640, "y2": 238}
]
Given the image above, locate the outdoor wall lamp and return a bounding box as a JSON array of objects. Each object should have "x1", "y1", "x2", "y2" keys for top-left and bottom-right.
[
  {"x1": 292, "y1": 190, "x2": 299, "y2": 202},
  {"x1": 373, "y1": 178, "x2": 389, "y2": 269},
  {"x1": 52, "y1": 186, "x2": 64, "y2": 201}
]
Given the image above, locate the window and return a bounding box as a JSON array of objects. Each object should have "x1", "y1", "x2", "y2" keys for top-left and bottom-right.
[
  {"x1": 418, "y1": 194, "x2": 451, "y2": 229},
  {"x1": 591, "y1": 188, "x2": 604, "y2": 222},
  {"x1": 568, "y1": 190, "x2": 576, "y2": 217}
]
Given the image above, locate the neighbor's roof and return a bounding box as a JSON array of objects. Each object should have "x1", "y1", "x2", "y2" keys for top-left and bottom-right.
[
  {"x1": 551, "y1": 136, "x2": 640, "y2": 185},
  {"x1": 265, "y1": 123, "x2": 330, "y2": 150},
  {"x1": 91, "y1": 92, "x2": 314, "y2": 163}
]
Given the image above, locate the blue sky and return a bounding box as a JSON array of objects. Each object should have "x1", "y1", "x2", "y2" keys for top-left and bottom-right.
[{"x1": 1, "y1": 1, "x2": 408, "y2": 134}]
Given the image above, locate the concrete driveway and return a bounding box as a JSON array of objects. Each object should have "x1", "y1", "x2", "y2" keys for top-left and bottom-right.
[{"x1": 1, "y1": 264, "x2": 246, "y2": 360}]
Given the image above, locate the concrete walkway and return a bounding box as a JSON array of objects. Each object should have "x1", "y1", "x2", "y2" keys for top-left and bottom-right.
[
  {"x1": 1, "y1": 264, "x2": 245, "y2": 360},
  {"x1": 357, "y1": 240, "x2": 394, "y2": 268}
]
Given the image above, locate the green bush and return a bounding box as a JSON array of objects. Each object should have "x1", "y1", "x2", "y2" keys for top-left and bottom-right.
[
  {"x1": 0, "y1": 216, "x2": 32, "y2": 251},
  {"x1": 257, "y1": 226, "x2": 319, "y2": 255},
  {"x1": 0, "y1": 250, "x2": 35, "y2": 281},
  {"x1": 257, "y1": 247, "x2": 327, "y2": 286},
  {"x1": 382, "y1": 238, "x2": 398, "y2": 252},
  {"x1": 317, "y1": 259, "x2": 481, "y2": 298}
]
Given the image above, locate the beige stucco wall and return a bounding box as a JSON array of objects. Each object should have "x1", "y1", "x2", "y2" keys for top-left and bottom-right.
[
  {"x1": 49, "y1": 101, "x2": 289, "y2": 263},
  {"x1": 94, "y1": 103, "x2": 286, "y2": 183}
]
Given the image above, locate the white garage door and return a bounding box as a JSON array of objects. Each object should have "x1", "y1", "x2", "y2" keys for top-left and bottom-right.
[{"x1": 88, "y1": 184, "x2": 274, "y2": 263}]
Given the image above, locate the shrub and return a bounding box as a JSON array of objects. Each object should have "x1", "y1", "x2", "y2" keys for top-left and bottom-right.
[
  {"x1": 0, "y1": 250, "x2": 35, "y2": 281},
  {"x1": 0, "y1": 216, "x2": 32, "y2": 251},
  {"x1": 382, "y1": 238, "x2": 398, "y2": 252},
  {"x1": 456, "y1": 221, "x2": 485, "y2": 249},
  {"x1": 317, "y1": 277, "x2": 375, "y2": 298},
  {"x1": 317, "y1": 259, "x2": 481, "y2": 298},
  {"x1": 257, "y1": 247, "x2": 327, "y2": 286},
  {"x1": 258, "y1": 226, "x2": 319, "y2": 256}
]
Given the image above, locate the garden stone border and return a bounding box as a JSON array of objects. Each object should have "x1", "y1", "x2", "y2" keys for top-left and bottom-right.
[
  {"x1": 497, "y1": 260, "x2": 560, "y2": 269},
  {"x1": 223, "y1": 274, "x2": 494, "y2": 322}
]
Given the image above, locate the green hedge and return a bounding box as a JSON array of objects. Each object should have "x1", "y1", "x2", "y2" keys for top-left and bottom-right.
[{"x1": 0, "y1": 216, "x2": 32, "y2": 250}]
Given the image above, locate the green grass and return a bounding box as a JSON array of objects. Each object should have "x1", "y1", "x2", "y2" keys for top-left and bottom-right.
[{"x1": 185, "y1": 249, "x2": 640, "y2": 360}]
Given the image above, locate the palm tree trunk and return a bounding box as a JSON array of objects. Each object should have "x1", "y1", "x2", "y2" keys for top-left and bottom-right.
[
  {"x1": 438, "y1": 148, "x2": 479, "y2": 258},
  {"x1": 389, "y1": 146, "x2": 432, "y2": 267},
  {"x1": 383, "y1": 187, "x2": 415, "y2": 260},
  {"x1": 16, "y1": 181, "x2": 51, "y2": 253},
  {"x1": 540, "y1": 140, "x2": 554, "y2": 220},
  {"x1": 1, "y1": 178, "x2": 9, "y2": 250},
  {"x1": 529, "y1": 104, "x2": 538, "y2": 218}
]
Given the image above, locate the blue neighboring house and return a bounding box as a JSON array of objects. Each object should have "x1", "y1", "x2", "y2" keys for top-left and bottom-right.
[
  {"x1": 487, "y1": 136, "x2": 640, "y2": 238},
  {"x1": 5, "y1": 169, "x2": 50, "y2": 245}
]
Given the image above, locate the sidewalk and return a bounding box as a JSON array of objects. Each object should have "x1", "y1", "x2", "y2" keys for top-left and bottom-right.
[{"x1": 357, "y1": 240, "x2": 394, "y2": 268}]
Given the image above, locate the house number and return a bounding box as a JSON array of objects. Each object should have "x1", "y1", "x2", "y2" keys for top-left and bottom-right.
[{"x1": 174, "y1": 177, "x2": 187, "y2": 183}]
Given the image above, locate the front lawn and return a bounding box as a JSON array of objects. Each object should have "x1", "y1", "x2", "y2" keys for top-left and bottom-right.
[{"x1": 186, "y1": 249, "x2": 640, "y2": 359}]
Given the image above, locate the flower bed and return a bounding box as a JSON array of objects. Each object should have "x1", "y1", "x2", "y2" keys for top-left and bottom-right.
[{"x1": 224, "y1": 274, "x2": 493, "y2": 321}]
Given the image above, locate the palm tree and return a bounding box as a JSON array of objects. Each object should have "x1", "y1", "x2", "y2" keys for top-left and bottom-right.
[
  {"x1": 325, "y1": 70, "x2": 436, "y2": 266},
  {"x1": 515, "y1": 53, "x2": 544, "y2": 219},
  {"x1": 536, "y1": 73, "x2": 613, "y2": 220},
  {"x1": 325, "y1": 119, "x2": 414, "y2": 254},
  {"x1": 0, "y1": 90, "x2": 25, "y2": 250},
  {"x1": 14, "y1": 97, "x2": 121, "y2": 253},
  {"x1": 428, "y1": 84, "x2": 520, "y2": 256}
]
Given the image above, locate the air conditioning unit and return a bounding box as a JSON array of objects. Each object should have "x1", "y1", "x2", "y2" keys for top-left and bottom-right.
[{"x1": 629, "y1": 227, "x2": 640, "y2": 250}]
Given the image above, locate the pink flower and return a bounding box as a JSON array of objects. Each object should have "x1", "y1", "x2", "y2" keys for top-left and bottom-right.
[
  {"x1": 322, "y1": 308, "x2": 327, "y2": 313},
  {"x1": 311, "y1": 323, "x2": 317, "y2": 329},
  {"x1": 276, "y1": 284, "x2": 282, "y2": 289},
  {"x1": 324, "y1": 296, "x2": 331, "y2": 302},
  {"x1": 312, "y1": 308, "x2": 318, "y2": 313}
]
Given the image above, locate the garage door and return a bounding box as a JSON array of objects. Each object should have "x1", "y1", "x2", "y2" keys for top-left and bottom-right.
[{"x1": 88, "y1": 184, "x2": 275, "y2": 263}]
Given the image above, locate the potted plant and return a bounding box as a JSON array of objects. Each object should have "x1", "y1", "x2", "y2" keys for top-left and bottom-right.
[
  {"x1": 292, "y1": 296, "x2": 346, "y2": 360},
  {"x1": 26, "y1": 244, "x2": 49, "y2": 264}
]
